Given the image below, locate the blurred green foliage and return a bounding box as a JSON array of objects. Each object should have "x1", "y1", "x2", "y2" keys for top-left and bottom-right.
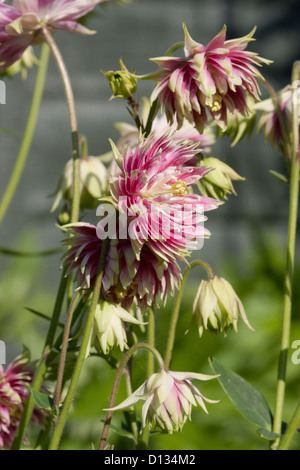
[{"x1": 0, "y1": 224, "x2": 299, "y2": 450}]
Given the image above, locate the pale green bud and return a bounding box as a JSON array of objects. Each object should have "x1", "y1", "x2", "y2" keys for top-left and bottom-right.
[
  {"x1": 102, "y1": 59, "x2": 137, "y2": 100},
  {"x1": 3, "y1": 47, "x2": 39, "y2": 80},
  {"x1": 193, "y1": 276, "x2": 253, "y2": 336},
  {"x1": 51, "y1": 156, "x2": 108, "y2": 212},
  {"x1": 197, "y1": 157, "x2": 245, "y2": 201},
  {"x1": 91, "y1": 301, "x2": 146, "y2": 355}
]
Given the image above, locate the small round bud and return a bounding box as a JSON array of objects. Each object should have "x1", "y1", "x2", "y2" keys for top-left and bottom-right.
[{"x1": 102, "y1": 59, "x2": 137, "y2": 100}]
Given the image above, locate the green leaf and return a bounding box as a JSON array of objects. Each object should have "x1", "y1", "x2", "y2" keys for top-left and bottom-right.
[
  {"x1": 30, "y1": 389, "x2": 54, "y2": 411},
  {"x1": 257, "y1": 428, "x2": 280, "y2": 440},
  {"x1": 100, "y1": 420, "x2": 136, "y2": 441},
  {"x1": 209, "y1": 357, "x2": 273, "y2": 431},
  {"x1": 269, "y1": 170, "x2": 289, "y2": 184}
]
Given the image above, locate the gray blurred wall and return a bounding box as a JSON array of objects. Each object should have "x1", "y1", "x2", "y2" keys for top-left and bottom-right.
[{"x1": 1, "y1": 0, "x2": 300, "y2": 285}]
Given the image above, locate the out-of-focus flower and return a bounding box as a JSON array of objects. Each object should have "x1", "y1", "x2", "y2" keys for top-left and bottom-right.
[
  {"x1": 0, "y1": 0, "x2": 108, "y2": 71},
  {"x1": 196, "y1": 157, "x2": 245, "y2": 201},
  {"x1": 90, "y1": 300, "x2": 145, "y2": 355},
  {"x1": 192, "y1": 276, "x2": 253, "y2": 337},
  {"x1": 0, "y1": 351, "x2": 46, "y2": 449},
  {"x1": 61, "y1": 223, "x2": 181, "y2": 311},
  {"x1": 254, "y1": 85, "x2": 297, "y2": 153},
  {"x1": 114, "y1": 109, "x2": 216, "y2": 157},
  {"x1": 102, "y1": 59, "x2": 137, "y2": 100},
  {"x1": 106, "y1": 368, "x2": 219, "y2": 434},
  {"x1": 51, "y1": 156, "x2": 108, "y2": 212},
  {"x1": 109, "y1": 131, "x2": 219, "y2": 263},
  {"x1": 1, "y1": 45, "x2": 38, "y2": 78},
  {"x1": 149, "y1": 24, "x2": 271, "y2": 132}
]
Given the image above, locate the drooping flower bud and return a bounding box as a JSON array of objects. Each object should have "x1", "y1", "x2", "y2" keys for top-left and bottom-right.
[
  {"x1": 2, "y1": 46, "x2": 38, "y2": 79},
  {"x1": 192, "y1": 276, "x2": 253, "y2": 336},
  {"x1": 51, "y1": 156, "x2": 108, "y2": 212},
  {"x1": 197, "y1": 157, "x2": 245, "y2": 201},
  {"x1": 106, "y1": 368, "x2": 219, "y2": 434},
  {"x1": 102, "y1": 59, "x2": 137, "y2": 100},
  {"x1": 90, "y1": 301, "x2": 146, "y2": 355}
]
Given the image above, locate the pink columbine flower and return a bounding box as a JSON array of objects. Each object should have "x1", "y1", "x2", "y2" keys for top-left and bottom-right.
[
  {"x1": 106, "y1": 368, "x2": 219, "y2": 434},
  {"x1": 0, "y1": 352, "x2": 45, "y2": 449},
  {"x1": 150, "y1": 24, "x2": 271, "y2": 132},
  {"x1": 114, "y1": 108, "x2": 215, "y2": 156},
  {"x1": 255, "y1": 85, "x2": 298, "y2": 153},
  {"x1": 109, "y1": 131, "x2": 219, "y2": 263},
  {"x1": 0, "y1": 0, "x2": 108, "y2": 71},
  {"x1": 62, "y1": 223, "x2": 181, "y2": 311}
]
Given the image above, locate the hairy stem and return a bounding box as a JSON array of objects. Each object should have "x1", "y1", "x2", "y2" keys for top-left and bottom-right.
[
  {"x1": 41, "y1": 27, "x2": 81, "y2": 223},
  {"x1": 53, "y1": 292, "x2": 81, "y2": 409}
]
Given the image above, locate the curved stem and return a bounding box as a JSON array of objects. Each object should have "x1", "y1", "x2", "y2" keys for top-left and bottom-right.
[
  {"x1": 53, "y1": 291, "x2": 81, "y2": 409},
  {"x1": 12, "y1": 268, "x2": 68, "y2": 449},
  {"x1": 98, "y1": 342, "x2": 164, "y2": 450},
  {"x1": 278, "y1": 399, "x2": 300, "y2": 450},
  {"x1": 48, "y1": 238, "x2": 109, "y2": 450},
  {"x1": 137, "y1": 308, "x2": 155, "y2": 449},
  {"x1": 41, "y1": 27, "x2": 81, "y2": 224},
  {"x1": 164, "y1": 260, "x2": 214, "y2": 370},
  {"x1": 0, "y1": 43, "x2": 50, "y2": 225},
  {"x1": 272, "y1": 62, "x2": 300, "y2": 447}
]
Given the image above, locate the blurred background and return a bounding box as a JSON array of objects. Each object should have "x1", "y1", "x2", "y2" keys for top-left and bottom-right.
[{"x1": 0, "y1": 0, "x2": 300, "y2": 450}]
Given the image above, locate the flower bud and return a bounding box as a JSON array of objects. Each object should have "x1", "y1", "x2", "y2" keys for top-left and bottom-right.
[
  {"x1": 91, "y1": 301, "x2": 146, "y2": 355},
  {"x1": 2, "y1": 47, "x2": 39, "y2": 80},
  {"x1": 102, "y1": 59, "x2": 137, "y2": 100},
  {"x1": 106, "y1": 368, "x2": 219, "y2": 434},
  {"x1": 51, "y1": 156, "x2": 108, "y2": 212},
  {"x1": 197, "y1": 157, "x2": 245, "y2": 201},
  {"x1": 192, "y1": 276, "x2": 253, "y2": 336}
]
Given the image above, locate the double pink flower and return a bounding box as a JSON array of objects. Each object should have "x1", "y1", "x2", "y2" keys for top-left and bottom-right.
[
  {"x1": 0, "y1": 0, "x2": 107, "y2": 70},
  {"x1": 150, "y1": 24, "x2": 271, "y2": 131}
]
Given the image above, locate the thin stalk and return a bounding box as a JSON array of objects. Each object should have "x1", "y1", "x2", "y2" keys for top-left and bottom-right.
[
  {"x1": 272, "y1": 62, "x2": 300, "y2": 447},
  {"x1": 98, "y1": 342, "x2": 164, "y2": 450},
  {"x1": 164, "y1": 260, "x2": 214, "y2": 370},
  {"x1": 0, "y1": 44, "x2": 50, "y2": 224},
  {"x1": 41, "y1": 27, "x2": 81, "y2": 224},
  {"x1": 53, "y1": 292, "x2": 81, "y2": 409},
  {"x1": 137, "y1": 308, "x2": 155, "y2": 449},
  {"x1": 123, "y1": 368, "x2": 139, "y2": 443},
  {"x1": 278, "y1": 399, "x2": 300, "y2": 450},
  {"x1": 12, "y1": 268, "x2": 68, "y2": 449},
  {"x1": 48, "y1": 239, "x2": 109, "y2": 450}
]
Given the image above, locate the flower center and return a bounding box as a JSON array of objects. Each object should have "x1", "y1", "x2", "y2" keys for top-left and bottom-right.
[{"x1": 207, "y1": 93, "x2": 222, "y2": 112}]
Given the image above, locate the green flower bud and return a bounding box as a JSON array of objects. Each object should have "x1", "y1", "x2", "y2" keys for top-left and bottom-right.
[
  {"x1": 2, "y1": 47, "x2": 39, "y2": 80},
  {"x1": 197, "y1": 157, "x2": 245, "y2": 201},
  {"x1": 192, "y1": 276, "x2": 253, "y2": 336},
  {"x1": 90, "y1": 301, "x2": 146, "y2": 355},
  {"x1": 102, "y1": 59, "x2": 137, "y2": 100},
  {"x1": 51, "y1": 156, "x2": 108, "y2": 212}
]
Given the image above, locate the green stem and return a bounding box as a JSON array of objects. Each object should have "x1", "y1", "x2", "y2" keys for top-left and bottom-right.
[
  {"x1": 164, "y1": 260, "x2": 214, "y2": 370},
  {"x1": 48, "y1": 239, "x2": 109, "y2": 450},
  {"x1": 137, "y1": 308, "x2": 155, "y2": 449},
  {"x1": 98, "y1": 342, "x2": 164, "y2": 450},
  {"x1": 278, "y1": 399, "x2": 300, "y2": 450},
  {"x1": 11, "y1": 268, "x2": 68, "y2": 449},
  {"x1": 0, "y1": 44, "x2": 50, "y2": 225},
  {"x1": 53, "y1": 292, "x2": 81, "y2": 409},
  {"x1": 272, "y1": 62, "x2": 300, "y2": 447},
  {"x1": 41, "y1": 27, "x2": 81, "y2": 224}
]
